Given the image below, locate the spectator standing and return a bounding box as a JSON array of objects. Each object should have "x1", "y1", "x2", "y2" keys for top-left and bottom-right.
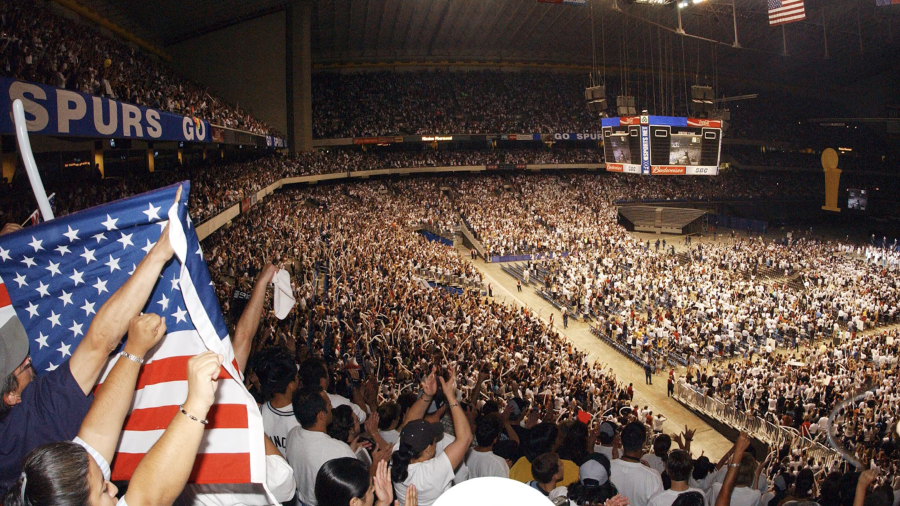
[{"x1": 611, "y1": 422, "x2": 663, "y2": 506}]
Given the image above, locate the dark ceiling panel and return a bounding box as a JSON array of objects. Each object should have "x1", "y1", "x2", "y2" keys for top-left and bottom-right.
[{"x1": 72, "y1": 0, "x2": 898, "y2": 85}]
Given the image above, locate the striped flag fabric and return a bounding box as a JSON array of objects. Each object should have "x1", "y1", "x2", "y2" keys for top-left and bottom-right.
[
  {"x1": 768, "y1": 0, "x2": 805, "y2": 25},
  {"x1": 0, "y1": 182, "x2": 265, "y2": 485}
]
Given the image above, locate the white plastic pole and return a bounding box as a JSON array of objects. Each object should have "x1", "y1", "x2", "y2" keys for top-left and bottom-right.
[{"x1": 12, "y1": 99, "x2": 54, "y2": 221}]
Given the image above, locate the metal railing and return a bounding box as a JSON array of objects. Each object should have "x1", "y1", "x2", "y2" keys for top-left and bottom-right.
[
  {"x1": 673, "y1": 383, "x2": 842, "y2": 470},
  {"x1": 413, "y1": 267, "x2": 484, "y2": 292}
]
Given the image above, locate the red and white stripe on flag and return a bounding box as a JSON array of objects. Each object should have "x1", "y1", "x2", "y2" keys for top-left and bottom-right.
[
  {"x1": 0, "y1": 277, "x2": 14, "y2": 325},
  {"x1": 769, "y1": 0, "x2": 805, "y2": 25},
  {"x1": 100, "y1": 330, "x2": 258, "y2": 483}
]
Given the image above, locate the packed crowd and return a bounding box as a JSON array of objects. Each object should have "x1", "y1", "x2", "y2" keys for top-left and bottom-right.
[
  {"x1": 0, "y1": 1, "x2": 275, "y2": 134},
  {"x1": 3, "y1": 167, "x2": 899, "y2": 506},
  {"x1": 312, "y1": 71, "x2": 602, "y2": 138}
]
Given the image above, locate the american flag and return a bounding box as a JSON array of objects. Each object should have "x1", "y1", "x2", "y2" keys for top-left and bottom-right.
[
  {"x1": 768, "y1": 0, "x2": 805, "y2": 25},
  {"x1": 0, "y1": 183, "x2": 265, "y2": 485}
]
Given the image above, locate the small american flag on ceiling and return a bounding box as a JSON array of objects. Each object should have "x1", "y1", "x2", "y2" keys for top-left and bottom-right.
[{"x1": 768, "y1": 0, "x2": 806, "y2": 25}]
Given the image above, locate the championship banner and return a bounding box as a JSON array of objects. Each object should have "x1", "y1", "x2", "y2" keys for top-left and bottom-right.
[{"x1": 0, "y1": 77, "x2": 212, "y2": 143}]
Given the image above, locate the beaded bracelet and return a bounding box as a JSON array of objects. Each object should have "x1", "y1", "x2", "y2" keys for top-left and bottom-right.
[{"x1": 180, "y1": 404, "x2": 209, "y2": 425}]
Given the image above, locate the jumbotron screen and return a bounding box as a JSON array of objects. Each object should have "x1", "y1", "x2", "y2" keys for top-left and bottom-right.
[{"x1": 601, "y1": 116, "x2": 723, "y2": 175}]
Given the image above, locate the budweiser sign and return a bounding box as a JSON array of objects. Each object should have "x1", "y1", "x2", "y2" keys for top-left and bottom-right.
[{"x1": 651, "y1": 166, "x2": 687, "y2": 175}]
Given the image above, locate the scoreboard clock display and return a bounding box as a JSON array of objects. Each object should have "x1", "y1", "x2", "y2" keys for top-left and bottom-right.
[{"x1": 601, "y1": 116, "x2": 723, "y2": 175}]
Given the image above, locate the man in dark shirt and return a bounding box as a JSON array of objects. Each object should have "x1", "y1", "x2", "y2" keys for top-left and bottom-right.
[{"x1": 0, "y1": 223, "x2": 175, "y2": 490}]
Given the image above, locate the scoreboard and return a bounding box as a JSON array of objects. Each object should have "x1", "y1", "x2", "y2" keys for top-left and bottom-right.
[{"x1": 601, "y1": 116, "x2": 723, "y2": 175}]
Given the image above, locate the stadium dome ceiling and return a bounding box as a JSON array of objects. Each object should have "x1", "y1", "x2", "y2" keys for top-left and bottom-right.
[{"x1": 77, "y1": 0, "x2": 898, "y2": 86}]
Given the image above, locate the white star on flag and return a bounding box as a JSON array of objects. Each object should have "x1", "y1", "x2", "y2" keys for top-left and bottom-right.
[
  {"x1": 35, "y1": 281, "x2": 50, "y2": 298},
  {"x1": 21, "y1": 256, "x2": 36, "y2": 268},
  {"x1": 172, "y1": 307, "x2": 188, "y2": 323},
  {"x1": 70, "y1": 269, "x2": 85, "y2": 286},
  {"x1": 59, "y1": 290, "x2": 73, "y2": 306},
  {"x1": 46, "y1": 260, "x2": 61, "y2": 277},
  {"x1": 170, "y1": 276, "x2": 181, "y2": 291},
  {"x1": 69, "y1": 321, "x2": 84, "y2": 338},
  {"x1": 63, "y1": 226, "x2": 80, "y2": 242},
  {"x1": 13, "y1": 273, "x2": 27, "y2": 288},
  {"x1": 143, "y1": 202, "x2": 161, "y2": 221},
  {"x1": 81, "y1": 300, "x2": 96, "y2": 316},
  {"x1": 142, "y1": 239, "x2": 156, "y2": 254},
  {"x1": 105, "y1": 255, "x2": 121, "y2": 273},
  {"x1": 93, "y1": 278, "x2": 109, "y2": 295},
  {"x1": 81, "y1": 247, "x2": 97, "y2": 264},
  {"x1": 47, "y1": 311, "x2": 61, "y2": 327},
  {"x1": 25, "y1": 301, "x2": 39, "y2": 318},
  {"x1": 158, "y1": 293, "x2": 170, "y2": 311},
  {"x1": 46, "y1": 362, "x2": 58, "y2": 372},
  {"x1": 29, "y1": 236, "x2": 44, "y2": 252},
  {"x1": 57, "y1": 342, "x2": 72, "y2": 358},
  {"x1": 0, "y1": 245, "x2": 10, "y2": 262},
  {"x1": 101, "y1": 214, "x2": 119, "y2": 231},
  {"x1": 118, "y1": 232, "x2": 134, "y2": 249},
  {"x1": 55, "y1": 245, "x2": 70, "y2": 256},
  {"x1": 93, "y1": 232, "x2": 107, "y2": 243},
  {"x1": 35, "y1": 332, "x2": 49, "y2": 349}
]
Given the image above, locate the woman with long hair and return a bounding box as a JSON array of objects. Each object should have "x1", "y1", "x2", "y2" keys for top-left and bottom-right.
[
  {"x1": 315, "y1": 458, "x2": 413, "y2": 506},
  {"x1": 390, "y1": 365, "x2": 472, "y2": 506}
]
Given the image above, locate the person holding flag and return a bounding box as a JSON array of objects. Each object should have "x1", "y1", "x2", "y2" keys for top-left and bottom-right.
[
  {"x1": 0, "y1": 189, "x2": 180, "y2": 490},
  {"x1": 4, "y1": 312, "x2": 226, "y2": 506}
]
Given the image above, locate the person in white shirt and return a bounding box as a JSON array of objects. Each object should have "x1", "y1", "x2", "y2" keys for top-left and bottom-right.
[
  {"x1": 610, "y1": 422, "x2": 663, "y2": 506},
  {"x1": 708, "y1": 454, "x2": 761, "y2": 506},
  {"x1": 314, "y1": 458, "x2": 398, "y2": 506},
  {"x1": 300, "y1": 359, "x2": 369, "y2": 423},
  {"x1": 652, "y1": 414, "x2": 668, "y2": 435},
  {"x1": 391, "y1": 367, "x2": 473, "y2": 506},
  {"x1": 643, "y1": 435, "x2": 671, "y2": 475},
  {"x1": 649, "y1": 449, "x2": 708, "y2": 506},
  {"x1": 466, "y1": 414, "x2": 510, "y2": 479},
  {"x1": 286, "y1": 385, "x2": 373, "y2": 506},
  {"x1": 257, "y1": 346, "x2": 301, "y2": 456},
  {"x1": 377, "y1": 402, "x2": 402, "y2": 445}
]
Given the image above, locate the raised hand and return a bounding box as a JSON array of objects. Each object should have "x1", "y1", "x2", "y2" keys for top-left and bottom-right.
[
  {"x1": 734, "y1": 432, "x2": 751, "y2": 456},
  {"x1": 260, "y1": 263, "x2": 278, "y2": 285},
  {"x1": 365, "y1": 411, "x2": 380, "y2": 436},
  {"x1": 373, "y1": 460, "x2": 393, "y2": 506},
  {"x1": 604, "y1": 494, "x2": 630, "y2": 506},
  {"x1": 439, "y1": 362, "x2": 459, "y2": 394},
  {"x1": 124, "y1": 313, "x2": 167, "y2": 359},
  {"x1": 372, "y1": 442, "x2": 394, "y2": 466},
  {"x1": 184, "y1": 351, "x2": 224, "y2": 419},
  {"x1": 421, "y1": 367, "x2": 438, "y2": 397},
  {"x1": 858, "y1": 469, "x2": 879, "y2": 490},
  {"x1": 404, "y1": 484, "x2": 418, "y2": 506},
  {"x1": 150, "y1": 185, "x2": 182, "y2": 262}
]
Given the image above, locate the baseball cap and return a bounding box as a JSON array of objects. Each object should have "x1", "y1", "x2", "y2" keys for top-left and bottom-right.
[
  {"x1": 400, "y1": 419, "x2": 444, "y2": 453},
  {"x1": 580, "y1": 459, "x2": 609, "y2": 487},
  {"x1": 598, "y1": 421, "x2": 617, "y2": 444},
  {"x1": 0, "y1": 315, "x2": 29, "y2": 379}
]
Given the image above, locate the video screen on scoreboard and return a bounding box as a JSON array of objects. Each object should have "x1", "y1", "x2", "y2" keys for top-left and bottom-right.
[
  {"x1": 848, "y1": 189, "x2": 868, "y2": 211},
  {"x1": 608, "y1": 134, "x2": 633, "y2": 164},
  {"x1": 669, "y1": 132, "x2": 703, "y2": 166}
]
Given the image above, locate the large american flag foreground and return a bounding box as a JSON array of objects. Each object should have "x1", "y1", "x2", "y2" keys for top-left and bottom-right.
[
  {"x1": 768, "y1": 0, "x2": 805, "y2": 25},
  {"x1": 0, "y1": 183, "x2": 265, "y2": 485}
]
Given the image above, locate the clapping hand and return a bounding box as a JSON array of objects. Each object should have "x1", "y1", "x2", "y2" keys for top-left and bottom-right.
[
  {"x1": 421, "y1": 367, "x2": 438, "y2": 398},
  {"x1": 373, "y1": 460, "x2": 394, "y2": 506}
]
